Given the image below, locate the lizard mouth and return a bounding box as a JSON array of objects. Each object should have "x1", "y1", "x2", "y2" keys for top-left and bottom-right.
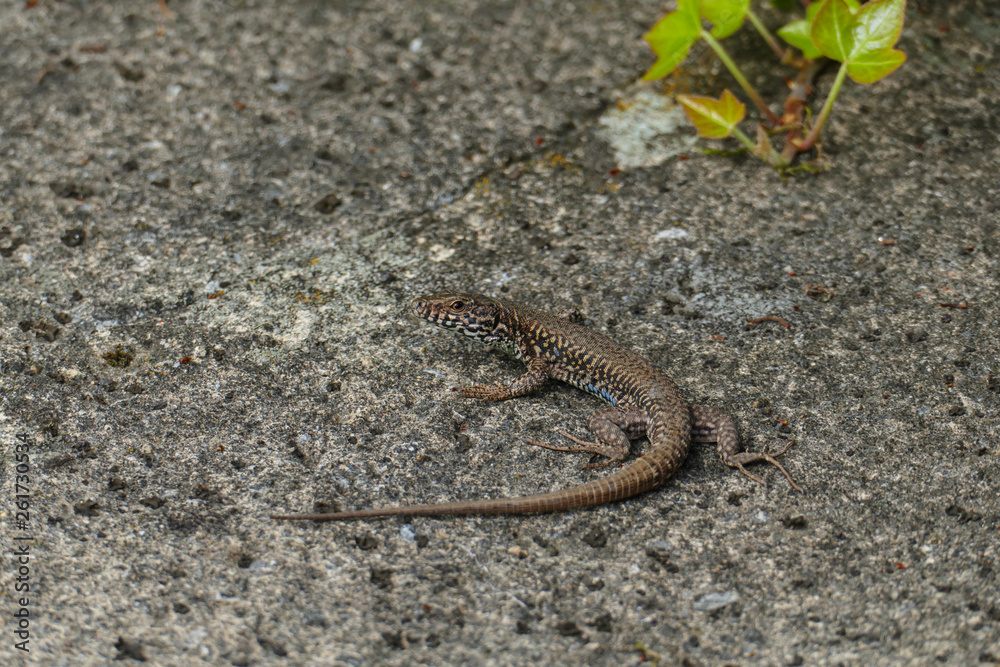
[
  {"x1": 410, "y1": 297, "x2": 432, "y2": 321},
  {"x1": 410, "y1": 294, "x2": 460, "y2": 326},
  {"x1": 412, "y1": 300, "x2": 462, "y2": 331},
  {"x1": 411, "y1": 292, "x2": 500, "y2": 343}
]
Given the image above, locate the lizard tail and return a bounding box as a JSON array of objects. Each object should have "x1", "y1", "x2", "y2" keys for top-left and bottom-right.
[{"x1": 270, "y1": 443, "x2": 685, "y2": 521}]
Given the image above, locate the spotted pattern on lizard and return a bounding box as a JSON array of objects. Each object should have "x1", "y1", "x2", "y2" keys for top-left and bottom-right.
[{"x1": 271, "y1": 292, "x2": 799, "y2": 521}]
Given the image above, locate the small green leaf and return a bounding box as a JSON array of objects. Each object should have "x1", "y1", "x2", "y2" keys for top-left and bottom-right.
[
  {"x1": 777, "y1": 19, "x2": 824, "y2": 59},
  {"x1": 809, "y1": 1, "x2": 829, "y2": 21},
  {"x1": 811, "y1": 0, "x2": 855, "y2": 62},
  {"x1": 778, "y1": 1, "x2": 825, "y2": 59},
  {"x1": 848, "y1": 48, "x2": 906, "y2": 83},
  {"x1": 678, "y1": 89, "x2": 746, "y2": 138},
  {"x1": 811, "y1": 0, "x2": 907, "y2": 83},
  {"x1": 699, "y1": 0, "x2": 749, "y2": 39},
  {"x1": 642, "y1": 0, "x2": 702, "y2": 81},
  {"x1": 770, "y1": 0, "x2": 795, "y2": 10}
]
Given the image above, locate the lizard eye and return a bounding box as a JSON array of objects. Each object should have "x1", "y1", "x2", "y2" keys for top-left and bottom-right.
[{"x1": 450, "y1": 300, "x2": 465, "y2": 311}]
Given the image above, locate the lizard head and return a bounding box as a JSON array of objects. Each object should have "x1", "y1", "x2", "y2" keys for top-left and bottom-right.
[{"x1": 411, "y1": 292, "x2": 504, "y2": 344}]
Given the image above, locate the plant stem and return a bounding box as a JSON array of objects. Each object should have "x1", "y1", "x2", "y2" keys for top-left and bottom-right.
[
  {"x1": 799, "y1": 62, "x2": 848, "y2": 150},
  {"x1": 780, "y1": 59, "x2": 826, "y2": 162},
  {"x1": 745, "y1": 10, "x2": 786, "y2": 60},
  {"x1": 700, "y1": 30, "x2": 781, "y2": 126},
  {"x1": 731, "y1": 126, "x2": 756, "y2": 151}
]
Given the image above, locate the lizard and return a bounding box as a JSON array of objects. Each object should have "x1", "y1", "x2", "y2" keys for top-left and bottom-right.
[{"x1": 270, "y1": 292, "x2": 799, "y2": 521}]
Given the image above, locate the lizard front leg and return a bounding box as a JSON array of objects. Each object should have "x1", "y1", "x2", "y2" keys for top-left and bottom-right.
[
  {"x1": 456, "y1": 357, "x2": 550, "y2": 401},
  {"x1": 525, "y1": 407, "x2": 647, "y2": 469}
]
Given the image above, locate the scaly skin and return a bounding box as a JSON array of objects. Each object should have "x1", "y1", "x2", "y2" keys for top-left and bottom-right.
[{"x1": 271, "y1": 292, "x2": 799, "y2": 521}]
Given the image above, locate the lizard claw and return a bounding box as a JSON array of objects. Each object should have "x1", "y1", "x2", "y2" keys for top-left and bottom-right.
[{"x1": 724, "y1": 440, "x2": 801, "y2": 491}]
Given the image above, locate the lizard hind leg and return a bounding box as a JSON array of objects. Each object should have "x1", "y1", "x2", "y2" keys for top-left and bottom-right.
[
  {"x1": 690, "y1": 405, "x2": 801, "y2": 491},
  {"x1": 524, "y1": 408, "x2": 646, "y2": 470}
]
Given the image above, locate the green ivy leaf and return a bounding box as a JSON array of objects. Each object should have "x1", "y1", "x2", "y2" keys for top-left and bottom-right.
[
  {"x1": 778, "y1": 20, "x2": 823, "y2": 59},
  {"x1": 642, "y1": 0, "x2": 702, "y2": 81},
  {"x1": 811, "y1": 0, "x2": 907, "y2": 84},
  {"x1": 847, "y1": 47, "x2": 907, "y2": 83},
  {"x1": 699, "y1": 0, "x2": 750, "y2": 39},
  {"x1": 777, "y1": 1, "x2": 825, "y2": 59},
  {"x1": 677, "y1": 89, "x2": 746, "y2": 138}
]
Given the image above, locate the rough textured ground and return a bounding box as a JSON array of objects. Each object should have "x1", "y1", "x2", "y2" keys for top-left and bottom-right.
[{"x1": 1, "y1": 1, "x2": 998, "y2": 665}]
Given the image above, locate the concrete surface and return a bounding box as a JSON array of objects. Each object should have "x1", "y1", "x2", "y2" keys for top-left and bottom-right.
[{"x1": 1, "y1": 1, "x2": 998, "y2": 665}]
